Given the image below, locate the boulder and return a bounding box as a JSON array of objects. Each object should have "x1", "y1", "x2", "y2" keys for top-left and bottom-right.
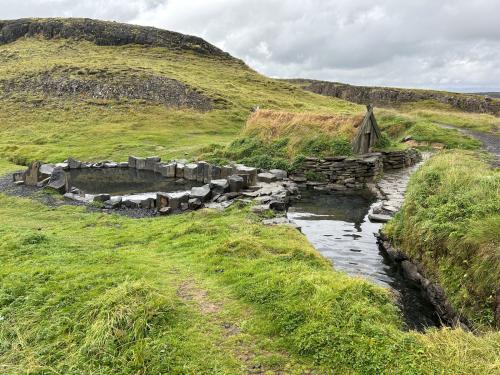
[
  {"x1": 221, "y1": 165, "x2": 233, "y2": 179},
  {"x1": 135, "y1": 158, "x2": 147, "y2": 170},
  {"x1": 145, "y1": 156, "x2": 161, "y2": 171},
  {"x1": 175, "y1": 163, "x2": 185, "y2": 178},
  {"x1": 197, "y1": 161, "x2": 210, "y2": 183},
  {"x1": 46, "y1": 167, "x2": 67, "y2": 193},
  {"x1": 155, "y1": 162, "x2": 169, "y2": 175},
  {"x1": 128, "y1": 156, "x2": 138, "y2": 168},
  {"x1": 158, "y1": 207, "x2": 172, "y2": 216},
  {"x1": 63, "y1": 193, "x2": 92, "y2": 204},
  {"x1": 368, "y1": 213, "x2": 392, "y2": 223},
  {"x1": 103, "y1": 162, "x2": 118, "y2": 168},
  {"x1": 122, "y1": 193, "x2": 156, "y2": 209},
  {"x1": 93, "y1": 194, "x2": 111, "y2": 203},
  {"x1": 188, "y1": 198, "x2": 202, "y2": 210},
  {"x1": 118, "y1": 162, "x2": 129, "y2": 168},
  {"x1": 269, "y1": 169, "x2": 287, "y2": 180},
  {"x1": 157, "y1": 192, "x2": 190, "y2": 211},
  {"x1": 140, "y1": 197, "x2": 156, "y2": 209},
  {"x1": 184, "y1": 164, "x2": 198, "y2": 181},
  {"x1": 162, "y1": 162, "x2": 177, "y2": 178},
  {"x1": 209, "y1": 165, "x2": 222, "y2": 181},
  {"x1": 269, "y1": 200, "x2": 287, "y2": 211},
  {"x1": 55, "y1": 162, "x2": 69, "y2": 170},
  {"x1": 39, "y1": 164, "x2": 55, "y2": 178},
  {"x1": 254, "y1": 195, "x2": 272, "y2": 204},
  {"x1": 67, "y1": 158, "x2": 82, "y2": 169},
  {"x1": 103, "y1": 196, "x2": 122, "y2": 209},
  {"x1": 24, "y1": 161, "x2": 43, "y2": 186},
  {"x1": 190, "y1": 184, "x2": 211, "y2": 202},
  {"x1": 258, "y1": 172, "x2": 277, "y2": 183},
  {"x1": 228, "y1": 175, "x2": 244, "y2": 193},
  {"x1": 235, "y1": 166, "x2": 257, "y2": 186},
  {"x1": 209, "y1": 179, "x2": 229, "y2": 194}
]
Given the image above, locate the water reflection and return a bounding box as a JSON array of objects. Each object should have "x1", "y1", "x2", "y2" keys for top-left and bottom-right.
[
  {"x1": 288, "y1": 189, "x2": 440, "y2": 330},
  {"x1": 67, "y1": 168, "x2": 203, "y2": 195}
]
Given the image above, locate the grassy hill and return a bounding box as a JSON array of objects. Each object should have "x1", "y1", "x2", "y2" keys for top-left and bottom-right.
[
  {"x1": 0, "y1": 18, "x2": 362, "y2": 165},
  {"x1": 0, "y1": 18, "x2": 499, "y2": 374}
]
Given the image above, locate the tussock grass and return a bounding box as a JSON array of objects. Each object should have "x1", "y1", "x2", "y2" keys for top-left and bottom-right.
[
  {"x1": 385, "y1": 151, "x2": 500, "y2": 328},
  {"x1": 244, "y1": 109, "x2": 362, "y2": 141}
]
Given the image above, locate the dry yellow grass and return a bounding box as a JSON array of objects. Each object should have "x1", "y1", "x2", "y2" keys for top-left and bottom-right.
[{"x1": 244, "y1": 109, "x2": 364, "y2": 142}]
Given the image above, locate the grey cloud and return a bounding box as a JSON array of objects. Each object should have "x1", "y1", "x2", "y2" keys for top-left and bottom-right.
[{"x1": 1, "y1": 0, "x2": 499, "y2": 91}]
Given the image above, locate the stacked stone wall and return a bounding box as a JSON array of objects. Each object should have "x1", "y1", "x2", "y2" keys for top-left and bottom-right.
[{"x1": 291, "y1": 149, "x2": 421, "y2": 191}]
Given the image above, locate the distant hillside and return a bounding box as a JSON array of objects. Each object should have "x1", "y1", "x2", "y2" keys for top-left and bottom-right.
[
  {"x1": 0, "y1": 18, "x2": 233, "y2": 58},
  {"x1": 288, "y1": 79, "x2": 500, "y2": 116},
  {"x1": 474, "y1": 92, "x2": 500, "y2": 99},
  {"x1": 0, "y1": 18, "x2": 361, "y2": 164}
]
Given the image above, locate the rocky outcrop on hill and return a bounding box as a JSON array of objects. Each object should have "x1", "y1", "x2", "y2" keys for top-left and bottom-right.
[
  {"x1": 291, "y1": 79, "x2": 500, "y2": 116},
  {"x1": 0, "y1": 18, "x2": 233, "y2": 59},
  {"x1": 0, "y1": 68, "x2": 213, "y2": 110}
]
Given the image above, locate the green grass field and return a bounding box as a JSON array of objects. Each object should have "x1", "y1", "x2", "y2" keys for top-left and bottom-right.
[
  {"x1": 1, "y1": 159, "x2": 499, "y2": 374},
  {"x1": 1, "y1": 24, "x2": 500, "y2": 373}
]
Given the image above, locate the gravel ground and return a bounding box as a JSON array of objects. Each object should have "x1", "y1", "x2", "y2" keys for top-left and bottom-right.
[{"x1": 437, "y1": 123, "x2": 500, "y2": 166}]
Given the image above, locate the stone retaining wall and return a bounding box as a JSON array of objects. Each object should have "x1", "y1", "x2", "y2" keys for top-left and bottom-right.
[
  {"x1": 381, "y1": 148, "x2": 422, "y2": 170},
  {"x1": 18, "y1": 156, "x2": 297, "y2": 214},
  {"x1": 291, "y1": 149, "x2": 421, "y2": 191},
  {"x1": 377, "y1": 232, "x2": 469, "y2": 329}
]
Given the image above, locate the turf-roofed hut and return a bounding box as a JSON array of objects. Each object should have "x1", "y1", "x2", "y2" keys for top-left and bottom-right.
[{"x1": 243, "y1": 104, "x2": 381, "y2": 158}]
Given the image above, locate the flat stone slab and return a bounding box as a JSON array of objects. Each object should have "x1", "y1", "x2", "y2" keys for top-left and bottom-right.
[
  {"x1": 257, "y1": 172, "x2": 277, "y2": 183},
  {"x1": 368, "y1": 213, "x2": 392, "y2": 223},
  {"x1": 262, "y1": 217, "x2": 301, "y2": 230}
]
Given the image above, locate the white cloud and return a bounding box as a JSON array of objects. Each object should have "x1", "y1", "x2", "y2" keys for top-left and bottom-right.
[{"x1": 1, "y1": 0, "x2": 499, "y2": 92}]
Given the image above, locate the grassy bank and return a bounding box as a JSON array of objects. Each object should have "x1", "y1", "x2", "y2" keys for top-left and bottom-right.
[
  {"x1": 1, "y1": 158, "x2": 499, "y2": 373},
  {"x1": 385, "y1": 151, "x2": 500, "y2": 328}
]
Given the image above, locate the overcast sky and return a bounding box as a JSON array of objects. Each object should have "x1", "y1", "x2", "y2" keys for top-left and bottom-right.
[{"x1": 1, "y1": 0, "x2": 499, "y2": 92}]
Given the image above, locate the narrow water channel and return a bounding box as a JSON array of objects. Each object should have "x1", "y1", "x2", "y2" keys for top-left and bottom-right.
[{"x1": 287, "y1": 189, "x2": 440, "y2": 331}]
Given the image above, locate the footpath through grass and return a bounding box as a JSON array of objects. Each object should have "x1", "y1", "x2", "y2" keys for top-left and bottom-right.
[
  {"x1": 1, "y1": 159, "x2": 499, "y2": 374},
  {"x1": 386, "y1": 151, "x2": 500, "y2": 329}
]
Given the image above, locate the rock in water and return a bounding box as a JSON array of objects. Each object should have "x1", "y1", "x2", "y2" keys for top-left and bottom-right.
[{"x1": 46, "y1": 167, "x2": 67, "y2": 193}]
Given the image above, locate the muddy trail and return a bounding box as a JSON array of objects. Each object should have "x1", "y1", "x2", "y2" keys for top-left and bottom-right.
[{"x1": 437, "y1": 123, "x2": 500, "y2": 166}]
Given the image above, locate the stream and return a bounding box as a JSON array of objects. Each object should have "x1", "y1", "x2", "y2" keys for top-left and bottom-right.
[{"x1": 287, "y1": 189, "x2": 441, "y2": 331}]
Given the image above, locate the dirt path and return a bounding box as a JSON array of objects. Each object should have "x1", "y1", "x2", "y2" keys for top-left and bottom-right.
[{"x1": 437, "y1": 123, "x2": 500, "y2": 166}]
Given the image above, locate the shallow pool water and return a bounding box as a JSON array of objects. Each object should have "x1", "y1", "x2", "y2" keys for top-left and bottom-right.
[
  {"x1": 67, "y1": 168, "x2": 203, "y2": 195},
  {"x1": 288, "y1": 189, "x2": 440, "y2": 331}
]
